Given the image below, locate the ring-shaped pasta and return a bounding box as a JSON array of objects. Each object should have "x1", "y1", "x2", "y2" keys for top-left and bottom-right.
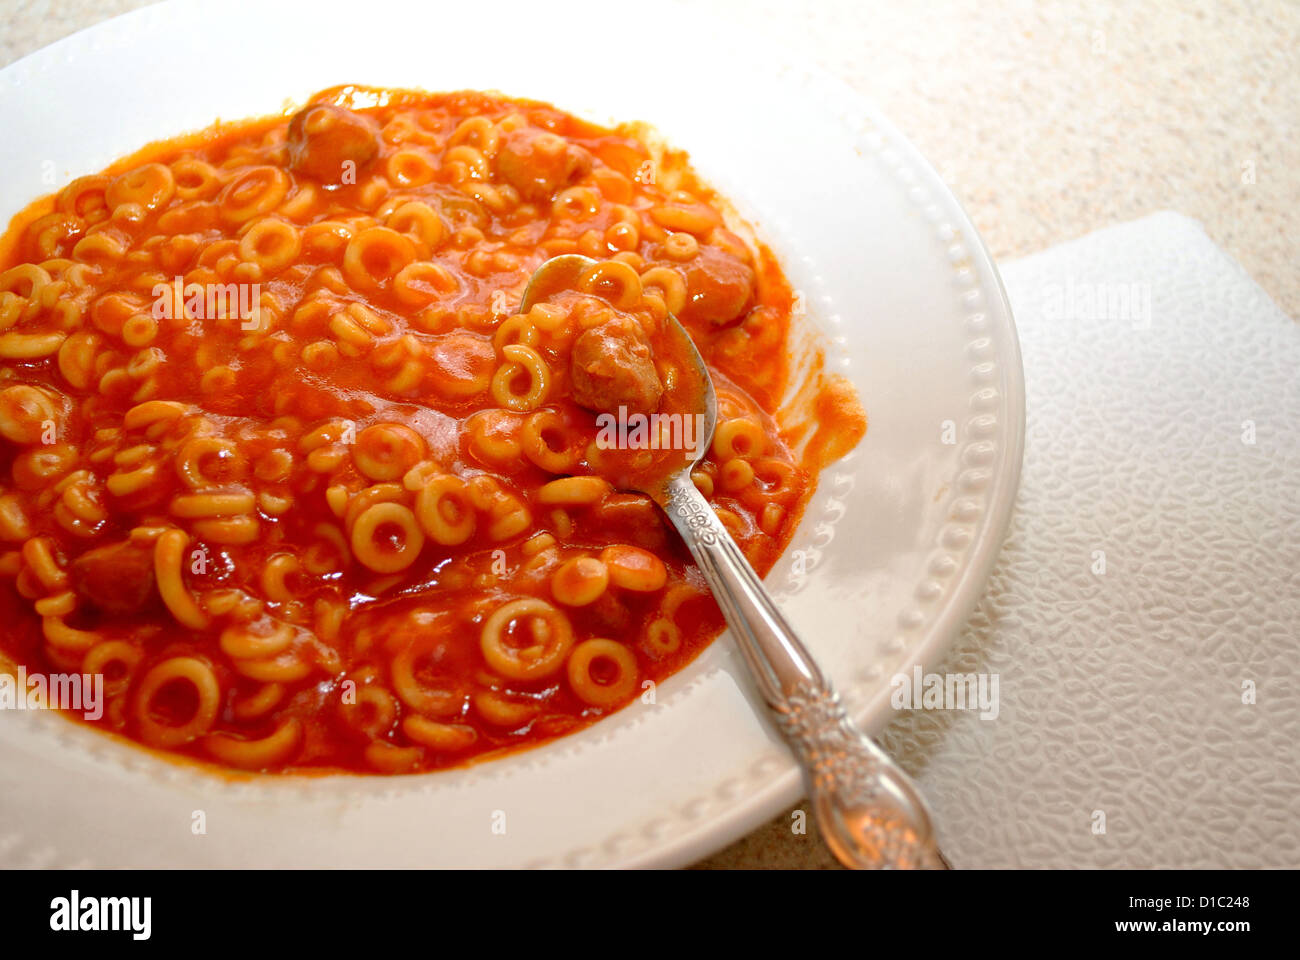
[
  {"x1": 642, "y1": 617, "x2": 682, "y2": 658},
  {"x1": 169, "y1": 158, "x2": 222, "y2": 201},
  {"x1": 550, "y1": 556, "x2": 609, "y2": 607},
  {"x1": 0, "y1": 383, "x2": 60, "y2": 444},
  {"x1": 174, "y1": 435, "x2": 247, "y2": 489},
  {"x1": 154, "y1": 200, "x2": 218, "y2": 235},
  {"x1": 338, "y1": 684, "x2": 399, "y2": 738},
  {"x1": 203, "y1": 717, "x2": 303, "y2": 770},
  {"x1": 122, "y1": 398, "x2": 191, "y2": 432},
  {"x1": 472, "y1": 689, "x2": 542, "y2": 727},
  {"x1": 415, "y1": 474, "x2": 476, "y2": 546},
  {"x1": 121, "y1": 314, "x2": 158, "y2": 348},
  {"x1": 605, "y1": 220, "x2": 639, "y2": 252},
  {"x1": 232, "y1": 682, "x2": 285, "y2": 721},
  {"x1": 599, "y1": 544, "x2": 668, "y2": 592},
  {"x1": 463, "y1": 409, "x2": 523, "y2": 467},
  {"x1": 106, "y1": 163, "x2": 176, "y2": 212},
  {"x1": 126, "y1": 346, "x2": 165, "y2": 380},
  {"x1": 401, "y1": 714, "x2": 477, "y2": 751},
  {"x1": 386, "y1": 200, "x2": 445, "y2": 250},
  {"x1": 489, "y1": 343, "x2": 550, "y2": 412},
  {"x1": 12, "y1": 442, "x2": 76, "y2": 491},
  {"x1": 492, "y1": 314, "x2": 538, "y2": 353},
  {"x1": 238, "y1": 217, "x2": 302, "y2": 275},
  {"x1": 0, "y1": 293, "x2": 25, "y2": 332},
  {"x1": 747, "y1": 457, "x2": 801, "y2": 505},
  {"x1": 400, "y1": 460, "x2": 441, "y2": 492},
  {"x1": 154, "y1": 528, "x2": 210, "y2": 629},
  {"x1": 25, "y1": 212, "x2": 83, "y2": 259},
  {"x1": 342, "y1": 226, "x2": 416, "y2": 291},
  {"x1": 648, "y1": 201, "x2": 721, "y2": 235},
  {"x1": 56, "y1": 484, "x2": 107, "y2": 535},
  {"x1": 105, "y1": 459, "x2": 162, "y2": 499},
  {"x1": 520, "y1": 410, "x2": 581, "y2": 474},
  {"x1": 661, "y1": 231, "x2": 700, "y2": 261},
  {"x1": 342, "y1": 482, "x2": 404, "y2": 534},
  {"x1": 757, "y1": 501, "x2": 786, "y2": 537},
  {"x1": 536, "y1": 475, "x2": 611, "y2": 507},
  {"x1": 327, "y1": 312, "x2": 381, "y2": 353},
  {"x1": 298, "y1": 417, "x2": 353, "y2": 452},
  {"x1": 480, "y1": 597, "x2": 574, "y2": 681},
  {"x1": 132, "y1": 656, "x2": 221, "y2": 748},
  {"x1": 82, "y1": 640, "x2": 142, "y2": 697},
  {"x1": 444, "y1": 145, "x2": 489, "y2": 181},
  {"x1": 229, "y1": 649, "x2": 312, "y2": 683},
  {"x1": 577, "y1": 259, "x2": 643, "y2": 309},
  {"x1": 392, "y1": 260, "x2": 457, "y2": 307},
  {"x1": 0, "y1": 262, "x2": 50, "y2": 305},
  {"x1": 220, "y1": 619, "x2": 296, "y2": 660},
  {"x1": 447, "y1": 115, "x2": 500, "y2": 156},
  {"x1": 192, "y1": 515, "x2": 260, "y2": 546},
  {"x1": 0, "y1": 330, "x2": 67, "y2": 360},
  {"x1": 218, "y1": 166, "x2": 290, "y2": 224},
  {"x1": 566, "y1": 638, "x2": 639, "y2": 708},
  {"x1": 56, "y1": 175, "x2": 110, "y2": 220},
  {"x1": 554, "y1": 186, "x2": 600, "y2": 219},
  {"x1": 487, "y1": 503, "x2": 532, "y2": 542},
  {"x1": 349, "y1": 501, "x2": 425, "y2": 574},
  {"x1": 638, "y1": 266, "x2": 687, "y2": 316},
  {"x1": 386, "y1": 150, "x2": 437, "y2": 188},
  {"x1": 391, "y1": 631, "x2": 463, "y2": 717},
  {"x1": 364, "y1": 740, "x2": 423, "y2": 773},
  {"x1": 301, "y1": 339, "x2": 341, "y2": 371},
  {"x1": 302, "y1": 523, "x2": 350, "y2": 576},
  {"x1": 170, "y1": 492, "x2": 256, "y2": 518},
  {"x1": 41, "y1": 615, "x2": 98, "y2": 654},
  {"x1": 719, "y1": 457, "x2": 756, "y2": 492},
  {"x1": 352, "y1": 423, "x2": 426, "y2": 482},
  {"x1": 712, "y1": 416, "x2": 767, "y2": 460},
  {"x1": 253, "y1": 448, "x2": 295, "y2": 485}
]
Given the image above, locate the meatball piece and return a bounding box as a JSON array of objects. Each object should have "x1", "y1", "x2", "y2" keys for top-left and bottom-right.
[
  {"x1": 570, "y1": 317, "x2": 664, "y2": 416},
  {"x1": 677, "y1": 246, "x2": 755, "y2": 326},
  {"x1": 71, "y1": 540, "x2": 156, "y2": 615},
  {"x1": 287, "y1": 105, "x2": 379, "y2": 184},
  {"x1": 496, "y1": 129, "x2": 591, "y2": 202}
]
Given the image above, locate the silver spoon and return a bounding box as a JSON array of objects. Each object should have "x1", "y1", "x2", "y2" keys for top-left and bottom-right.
[{"x1": 521, "y1": 254, "x2": 949, "y2": 869}]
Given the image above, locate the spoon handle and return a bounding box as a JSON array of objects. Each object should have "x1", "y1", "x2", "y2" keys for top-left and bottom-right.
[{"x1": 661, "y1": 473, "x2": 948, "y2": 869}]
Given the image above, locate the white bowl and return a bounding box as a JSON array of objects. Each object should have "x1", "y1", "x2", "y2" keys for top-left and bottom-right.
[{"x1": 0, "y1": 0, "x2": 1024, "y2": 868}]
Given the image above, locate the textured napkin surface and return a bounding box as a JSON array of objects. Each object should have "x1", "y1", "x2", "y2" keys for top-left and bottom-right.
[{"x1": 879, "y1": 212, "x2": 1300, "y2": 868}]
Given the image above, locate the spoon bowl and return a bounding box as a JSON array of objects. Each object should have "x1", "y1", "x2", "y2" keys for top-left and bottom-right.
[{"x1": 521, "y1": 253, "x2": 717, "y2": 499}]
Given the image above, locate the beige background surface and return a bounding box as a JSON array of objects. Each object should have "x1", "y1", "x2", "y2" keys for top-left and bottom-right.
[{"x1": 1, "y1": 0, "x2": 1295, "y2": 869}]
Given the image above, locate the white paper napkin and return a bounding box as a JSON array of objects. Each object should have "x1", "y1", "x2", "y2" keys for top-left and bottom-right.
[{"x1": 878, "y1": 212, "x2": 1300, "y2": 868}]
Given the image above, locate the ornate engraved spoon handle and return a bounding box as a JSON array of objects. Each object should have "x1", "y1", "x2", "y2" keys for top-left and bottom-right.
[{"x1": 660, "y1": 473, "x2": 948, "y2": 869}]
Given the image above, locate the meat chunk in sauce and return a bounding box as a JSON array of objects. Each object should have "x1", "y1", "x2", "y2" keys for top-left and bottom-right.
[
  {"x1": 677, "y1": 246, "x2": 754, "y2": 326},
  {"x1": 597, "y1": 494, "x2": 670, "y2": 552},
  {"x1": 496, "y1": 129, "x2": 591, "y2": 202},
  {"x1": 287, "y1": 105, "x2": 380, "y2": 184},
  {"x1": 570, "y1": 317, "x2": 663, "y2": 416},
  {"x1": 70, "y1": 540, "x2": 156, "y2": 615}
]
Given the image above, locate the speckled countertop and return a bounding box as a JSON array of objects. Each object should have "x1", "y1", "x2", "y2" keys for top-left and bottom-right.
[{"x1": 2, "y1": 0, "x2": 1295, "y2": 869}]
